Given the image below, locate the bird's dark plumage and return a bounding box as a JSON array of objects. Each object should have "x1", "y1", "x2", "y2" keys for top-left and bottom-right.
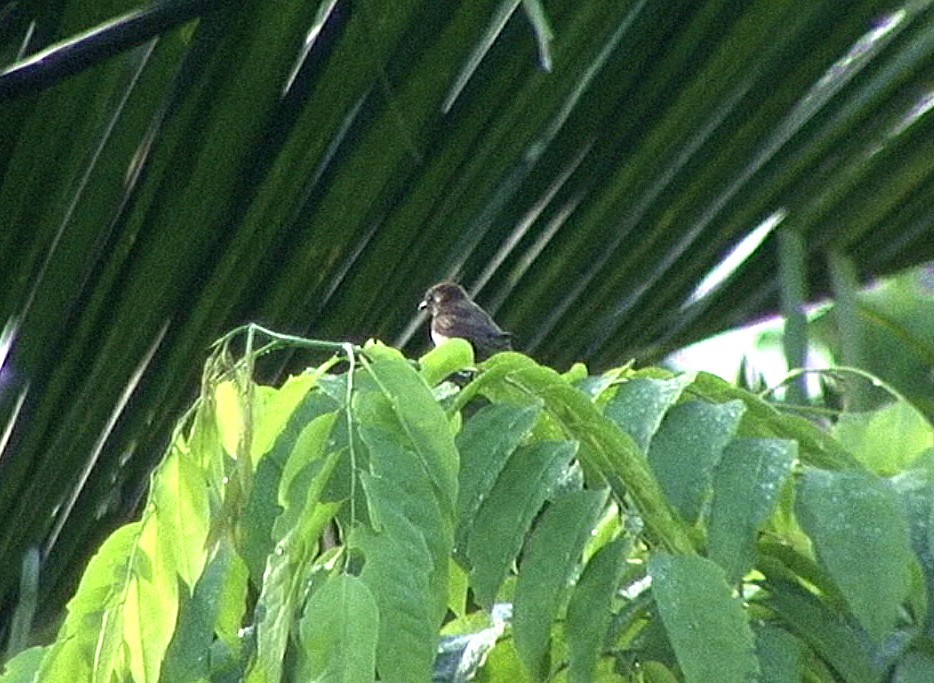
[{"x1": 419, "y1": 282, "x2": 512, "y2": 359}]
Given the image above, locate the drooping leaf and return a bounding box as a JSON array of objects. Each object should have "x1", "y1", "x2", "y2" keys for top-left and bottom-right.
[
  {"x1": 247, "y1": 407, "x2": 343, "y2": 683},
  {"x1": 455, "y1": 401, "x2": 542, "y2": 558},
  {"x1": 476, "y1": 355, "x2": 694, "y2": 554},
  {"x1": 37, "y1": 523, "x2": 140, "y2": 681},
  {"x1": 351, "y1": 526, "x2": 436, "y2": 683},
  {"x1": 754, "y1": 623, "x2": 804, "y2": 683},
  {"x1": 162, "y1": 537, "x2": 249, "y2": 683},
  {"x1": 648, "y1": 553, "x2": 759, "y2": 683},
  {"x1": 891, "y1": 650, "x2": 934, "y2": 683},
  {"x1": 708, "y1": 437, "x2": 796, "y2": 582},
  {"x1": 565, "y1": 537, "x2": 629, "y2": 683},
  {"x1": 759, "y1": 577, "x2": 881, "y2": 683},
  {"x1": 358, "y1": 423, "x2": 452, "y2": 623},
  {"x1": 796, "y1": 468, "x2": 913, "y2": 641},
  {"x1": 648, "y1": 399, "x2": 745, "y2": 523},
  {"x1": 513, "y1": 488, "x2": 609, "y2": 680},
  {"x1": 153, "y1": 440, "x2": 211, "y2": 588},
  {"x1": 348, "y1": 378, "x2": 456, "y2": 683},
  {"x1": 250, "y1": 372, "x2": 322, "y2": 460},
  {"x1": 890, "y1": 463, "x2": 934, "y2": 638},
  {"x1": 274, "y1": 412, "x2": 340, "y2": 537},
  {"x1": 247, "y1": 499, "x2": 340, "y2": 683},
  {"x1": 239, "y1": 390, "x2": 339, "y2": 583},
  {"x1": 604, "y1": 375, "x2": 692, "y2": 452},
  {"x1": 467, "y1": 439, "x2": 578, "y2": 607},
  {"x1": 689, "y1": 373, "x2": 862, "y2": 471},
  {"x1": 122, "y1": 519, "x2": 179, "y2": 683},
  {"x1": 296, "y1": 574, "x2": 379, "y2": 683},
  {"x1": 363, "y1": 342, "x2": 459, "y2": 518}
]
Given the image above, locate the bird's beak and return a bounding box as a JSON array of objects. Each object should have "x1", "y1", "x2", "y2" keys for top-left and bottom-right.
[{"x1": 418, "y1": 299, "x2": 428, "y2": 311}]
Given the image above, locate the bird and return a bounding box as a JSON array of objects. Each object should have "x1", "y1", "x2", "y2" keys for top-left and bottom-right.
[{"x1": 419, "y1": 282, "x2": 512, "y2": 360}]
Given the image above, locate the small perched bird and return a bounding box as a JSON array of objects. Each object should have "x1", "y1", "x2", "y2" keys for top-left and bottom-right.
[{"x1": 419, "y1": 281, "x2": 512, "y2": 359}]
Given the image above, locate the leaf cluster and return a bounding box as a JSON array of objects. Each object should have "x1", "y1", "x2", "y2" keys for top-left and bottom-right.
[{"x1": 4, "y1": 333, "x2": 934, "y2": 682}]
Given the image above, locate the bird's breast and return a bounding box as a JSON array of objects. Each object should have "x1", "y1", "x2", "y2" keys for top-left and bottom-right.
[{"x1": 431, "y1": 329, "x2": 451, "y2": 347}]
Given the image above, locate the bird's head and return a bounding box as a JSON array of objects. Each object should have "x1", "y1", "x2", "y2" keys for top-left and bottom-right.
[{"x1": 418, "y1": 281, "x2": 468, "y2": 314}]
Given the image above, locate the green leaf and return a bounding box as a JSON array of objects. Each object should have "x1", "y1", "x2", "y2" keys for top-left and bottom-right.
[
  {"x1": 648, "y1": 553, "x2": 759, "y2": 683},
  {"x1": 467, "y1": 440, "x2": 578, "y2": 607},
  {"x1": 892, "y1": 650, "x2": 934, "y2": 683},
  {"x1": 296, "y1": 574, "x2": 379, "y2": 683},
  {"x1": 162, "y1": 537, "x2": 249, "y2": 683},
  {"x1": 37, "y1": 523, "x2": 141, "y2": 681},
  {"x1": 239, "y1": 390, "x2": 339, "y2": 583},
  {"x1": 689, "y1": 373, "x2": 862, "y2": 471},
  {"x1": 350, "y1": 405, "x2": 455, "y2": 683},
  {"x1": 248, "y1": 500, "x2": 340, "y2": 683},
  {"x1": 0, "y1": 646, "x2": 45, "y2": 683},
  {"x1": 833, "y1": 401, "x2": 934, "y2": 474},
  {"x1": 274, "y1": 412, "x2": 340, "y2": 537},
  {"x1": 54, "y1": 520, "x2": 171, "y2": 681},
  {"x1": 708, "y1": 438, "x2": 796, "y2": 582},
  {"x1": 358, "y1": 423, "x2": 452, "y2": 621},
  {"x1": 363, "y1": 342, "x2": 459, "y2": 518},
  {"x1": 456, "y1": 402, "x2": 542, "y2": 558},
  {"x1": 251, "y1": 372, "x2": 321, "y2": 460},
  {"x1": 351, "y1": 527, "x2": 436, "y2": 683},
  {"x1": 604, "y1": 375, "x2": 692, "y2": 452},
  {"x1": 796, "y1": 468, "x2": 913, "y2": 641},
  {"x1": 513, "y1": 488, "x2": 609, "y2": 681},
  {"x1": 640, "y1": 661, "x2": 680, "y2": 683},
  {"x1": 153, "y1": 441, "x2": 211, "y2": 588},
  {"x1": 447, "y1": 557, "x2": 470, "y2": 619},
  {"x1": 754, "y1": 623, "x2": 803, "y2": 683},
  {"x1": 122, "y1": 520, "x2": 179, "y2": 683},
  {"x1": 475, "y1": 638, "x2": 532, "y2": 683},
  {"x1": 648, "y1": 400, "x2": 745, "y2": 523},
  {"x1": 760, "y1": 578, "x2": 881, "y2": 683},
  {"x1": 565, "y1": 537, "x2": 628, "y2": 683},
  {"x1": 418, "y1": 337, "x2": 475, "y2": 386},
  {"x1": 890, "y1": 465, "x2": 934, "y2": 637},
  {"x1": 248, "y1": 415, "x2": 343, "y2": 683},
  {"x1": 477, "y1": 356, "x2": 694, "y2": 554}
]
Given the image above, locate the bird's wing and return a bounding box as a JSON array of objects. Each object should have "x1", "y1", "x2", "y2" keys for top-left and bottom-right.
[{"x1": 434, "y1": 303, "x2": 511, "y2": 348}]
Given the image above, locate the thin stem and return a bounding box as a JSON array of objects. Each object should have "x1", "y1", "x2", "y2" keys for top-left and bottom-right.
[
  {"x1": 211, "y1": 323, "x2": 361, "y2": 355},
  {"x1": 762, "y1": 366, "x2": 908, "y2": 406},
  {"x1": 343, "y1": 342, "x2": 358, "y2": 529}
]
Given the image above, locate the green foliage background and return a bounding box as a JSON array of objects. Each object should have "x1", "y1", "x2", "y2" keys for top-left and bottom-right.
[{"x1": 3, "y1": 335, "x2": 932, "y2": 681}]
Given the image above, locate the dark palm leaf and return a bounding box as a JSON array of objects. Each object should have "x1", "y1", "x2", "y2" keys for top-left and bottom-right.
[{"x1": 1, "y1": 0, "x2": 932, "y2": 632}]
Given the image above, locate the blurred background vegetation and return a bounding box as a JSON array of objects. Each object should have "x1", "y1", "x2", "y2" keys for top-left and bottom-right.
[{"x1": 2, "y1": 0, "x2": 934, "y2": 649}]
